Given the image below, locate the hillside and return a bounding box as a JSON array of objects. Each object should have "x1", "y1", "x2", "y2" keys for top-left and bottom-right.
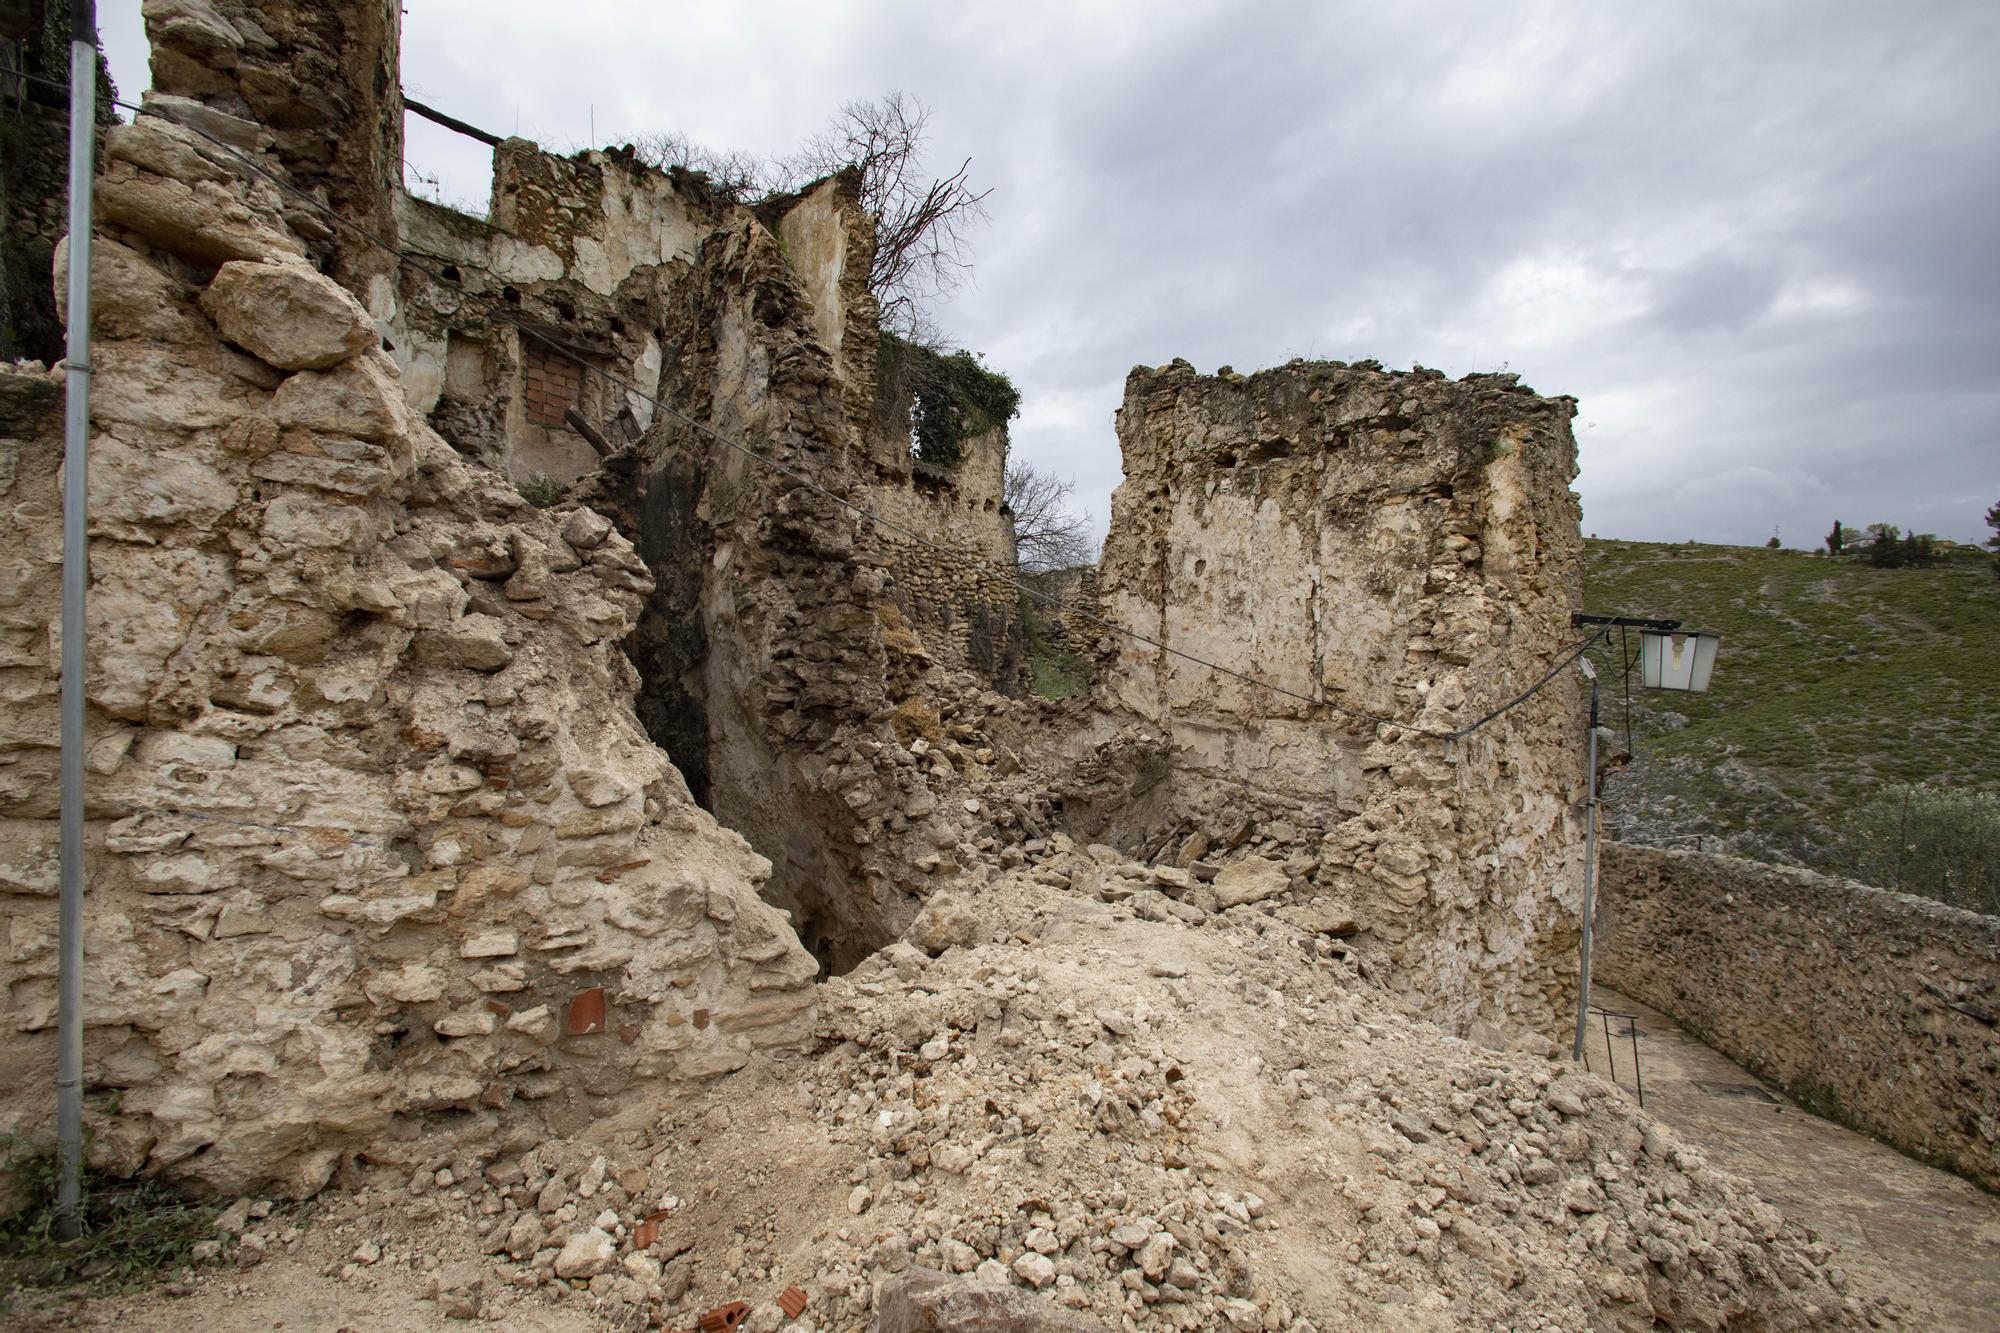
[{"x1": 1582, "y1": 539, "x2": 2000, "y2": 876}]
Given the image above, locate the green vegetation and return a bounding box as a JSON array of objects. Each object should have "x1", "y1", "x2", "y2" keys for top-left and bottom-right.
[
  {"x1": 518, "y1": 472, "x2": 565, "y2": 508},
  {"x1": 0, "y1": 1138, "x2": 223, "y2": 1295},
  {"x1": 880, "y1": 333, "x2": 1021, "y2": 469},
  {"x1": 1584, "y1": 538, "x2": 2000, "y2": 902},
  {"x1": 1842, "y1": 783, "x2": 2000, "y2": 916},
  {"x1": 1021, "y1": 600, "x2": 1091, "y2": 701}
]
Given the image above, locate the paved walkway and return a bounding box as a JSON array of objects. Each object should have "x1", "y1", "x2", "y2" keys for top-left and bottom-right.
[{"x1": 1590, "y1": 987, "x2": 2000, "y2": 1331}]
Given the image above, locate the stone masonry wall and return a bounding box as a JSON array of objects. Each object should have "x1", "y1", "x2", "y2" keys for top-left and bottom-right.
[
  {"x1": 1, "y1": 97, "x2": 69, "y2": 365},
  {"x1": 391, "y1": 141, "x2": 726, "y2": 486},
  {"x1": 142, "y1": 0, "x2": 403, "y2": 300},
  {"x1": 867, "y1": 424, "x2": 1026, "y2": 692},
  {"x1": 1597, "y1": 842, "x2": 2000, "y2": 1191},
  {"x1": 1093, "y1": 359, "x2": 1587, "y2": 1037},
  {"x1": 0, "y1": 110, "x2": 816, "y2": 1198}
]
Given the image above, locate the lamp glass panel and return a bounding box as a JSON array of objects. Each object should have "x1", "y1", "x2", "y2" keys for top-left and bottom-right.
[
  {"x1": 1687, "y1": 633, "x2": 1720, "y2": 692},
  {"x1": 1639, "y1": 630, "x2": 1720, "y2": 692},
  {"x1": 1640, "y1": 633, "x2": 1664, "y2": 688}
]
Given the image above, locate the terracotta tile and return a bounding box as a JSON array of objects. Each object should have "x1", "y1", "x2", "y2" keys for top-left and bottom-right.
[
  {"x1": 564, "y1": 986, "x2": 607, "y2": 1036},
  {"x1": 777, "y1": 1286, "x2": 808, "y2": 1318}
]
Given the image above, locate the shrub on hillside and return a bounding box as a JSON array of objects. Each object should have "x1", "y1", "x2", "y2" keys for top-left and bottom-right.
[{"x1": 1843, "y1": 783, "x2": 2000, "y2": 917}]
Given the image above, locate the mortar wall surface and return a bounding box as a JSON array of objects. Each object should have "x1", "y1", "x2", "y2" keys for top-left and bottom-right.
[{"x1": 1093, "y1": 359, "x2": 1587, "y2": 1036}]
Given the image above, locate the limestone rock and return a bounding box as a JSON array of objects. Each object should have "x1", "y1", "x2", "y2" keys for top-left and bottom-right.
[
  {"x1": 552, "y1": 1227, "x2": 616, "y2": 1279},
  {"x1": 871, "y1": 1268, "x2": 1112, "y2": 1332},
  {"x1": 904, "y1": 891, "x2": 985, "y2": 956},
  {"x1": 199, "y1": 261, "x2": 378, "y2": 370},
  {"x1": 413, "y1": 615, "x2": 513, "y2": 673},
  {"x1": 560, "y1": 506, "x2": 613, "y2": 550},
  {"x1": 1211, "y1": 856, "x2": 1289, "y2": 909},
  {"x1": 1280, "y1": 897, "x2": 1361, "y2": 937}
]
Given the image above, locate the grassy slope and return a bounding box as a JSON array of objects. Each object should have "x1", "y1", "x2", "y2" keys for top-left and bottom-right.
[{"x1": 1582, "y1": 540, "x2": 2000, "y2": 871}]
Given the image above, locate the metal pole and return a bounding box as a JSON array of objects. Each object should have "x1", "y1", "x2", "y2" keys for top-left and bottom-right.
[
  {"x1": 1571, "y1": 677, "x2": 1599, "y2": 1062},
  {"x1": 55, "y1": 0, "x2": 98, "y2": 1243}
]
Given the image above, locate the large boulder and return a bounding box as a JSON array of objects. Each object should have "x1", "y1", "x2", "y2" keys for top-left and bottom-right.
[
  {"x1": 199, "y1": 259, "x2": 378, "y2": 370},
  {"x1": 1210, "y1": 855, "x2": 1289, "y2": 909}
]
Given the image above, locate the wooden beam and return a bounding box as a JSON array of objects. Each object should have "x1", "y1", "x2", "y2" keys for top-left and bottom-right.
[{"x1": 404, "y1": 95, "x2": 503, "y2": 148}]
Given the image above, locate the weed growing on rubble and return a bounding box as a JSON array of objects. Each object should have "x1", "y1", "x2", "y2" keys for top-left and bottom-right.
[
  {"x1": 0, "y1": 1137, "x2": 223, "y2": 1295},
  {"x1": 517, "y1": 472, "x2": 566, "y2": 508}
]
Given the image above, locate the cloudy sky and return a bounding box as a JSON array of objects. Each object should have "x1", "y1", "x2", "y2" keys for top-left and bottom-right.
[{"x1": 101, "y1": 1, "x2": 1998, "y2": 549}]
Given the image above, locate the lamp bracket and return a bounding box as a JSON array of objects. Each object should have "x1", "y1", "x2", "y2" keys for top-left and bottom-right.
[{"x1": 1572, "y1": 613, "x2": 1682, "y2": 632}]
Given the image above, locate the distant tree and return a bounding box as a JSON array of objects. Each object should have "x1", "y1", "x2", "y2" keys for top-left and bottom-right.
[
  {"x1": 1901, "y1": 532, "x2": 1937, "y2": 568},
  {"x1": 1866, "y1": 523, "x2": 1904, "y2": 568},
  {"x1": 1826, "y1": 518, "x2": 1844, "y2": 555},
  {"x1": 1003, "y1": 462, "x2": 1095, "y2": 573},
  {"x1": 1987, "y1": 499, "x2": 2000, "y2": 579},
  {"x1": 1765, "y1": 535, "x2": 1781, "y2": 549}
]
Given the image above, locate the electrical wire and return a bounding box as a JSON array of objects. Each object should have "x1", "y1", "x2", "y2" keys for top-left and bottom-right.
[
  {"x1": 34, "y1": 73, "x2": 1591, "y2": 742},
  {"x1": 1446, "y1": 627, "x2": 1609, "y2": 741}
]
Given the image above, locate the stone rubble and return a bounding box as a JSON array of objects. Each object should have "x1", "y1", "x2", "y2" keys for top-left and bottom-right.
[{"x1": 45, "y1": 853, "x2": 1880, "y2": 1331}]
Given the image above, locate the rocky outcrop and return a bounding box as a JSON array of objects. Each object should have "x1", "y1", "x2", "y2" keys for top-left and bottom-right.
[{"x1": 0, "y1": 112, "x2": 816, "y2": 1197}]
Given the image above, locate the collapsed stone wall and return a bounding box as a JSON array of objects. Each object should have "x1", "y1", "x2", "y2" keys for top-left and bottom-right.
[
  {"x1": 578, "y1": 177, "x2": 1061, "y2": 974},
  {"x1": 0, "y1": 0, "x2": 1608, "y2": 1200},
  {"x1": 391, "y1": 140, "x2": 729, "y2": 486},
  {"x1": 141, "y1": 0, "x2": 403, "y2": 298},
  {"x1": 0, "y1": 111, "x2": 816, "y2": 1198},
  {"x1": 1087, "y1": 358, "x2": 1587, "y2": 1037},
  {"x1": 1023, "y1": 564, "x2": 1102, "y2": 653},
  {"x1": 1597, "y1": 842, "x2": 2000, "y2": 1191}
]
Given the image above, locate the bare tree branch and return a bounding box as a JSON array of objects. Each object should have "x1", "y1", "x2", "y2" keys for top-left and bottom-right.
[
  {"x1": 1004, "y1": 463, "x2": 1096, "y2": 573},
  {"x1": 630, "y1": 94, "x2": 990, "y2": 340},
  {"x1": 780, "y1": 93, "x2": 990, "y2": 341},
  {"x1": 629, "y1": 132, "x2": 772, "y2": 203}
]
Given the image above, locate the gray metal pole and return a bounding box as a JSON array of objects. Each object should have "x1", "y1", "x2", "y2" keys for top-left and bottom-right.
[
  {"x1": 55, "y1": 0, "x2": 98, "y2": 1243},
  {"x1": 1571, "y1": 677, "x2": 1599, "y2": 1062}
]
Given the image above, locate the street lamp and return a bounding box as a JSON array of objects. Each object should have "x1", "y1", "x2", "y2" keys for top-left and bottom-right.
[
  {"x1": 1639, "y1": 627, "x2": 1722, "y2": 693},
  {"x1": 1569, "y1": 614, "x2": 1721, "y2": 1061}
]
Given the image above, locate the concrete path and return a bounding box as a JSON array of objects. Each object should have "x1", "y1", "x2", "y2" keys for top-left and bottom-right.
[{"x1": 1590, "y1": 987, "x2": 2000, "y2": 1331}]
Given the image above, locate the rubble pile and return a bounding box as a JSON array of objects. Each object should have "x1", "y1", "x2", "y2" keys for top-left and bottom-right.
[{"x1": 74, "y1": 850, "x2": 1876, "y2": 1332}]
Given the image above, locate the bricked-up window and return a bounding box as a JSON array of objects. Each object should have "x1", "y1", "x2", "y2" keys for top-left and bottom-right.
[{"x1": 522, "y1": 343, "x2": 585, "y2": 427}]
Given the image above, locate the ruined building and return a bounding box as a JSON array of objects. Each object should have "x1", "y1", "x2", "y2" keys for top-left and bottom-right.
[
  {"x1": 0, "y1": 0, "x2": 1601, "y2": 1200},
  {"x1": 0, "y1": 4, "x2": 1934, "y2": 1330}
]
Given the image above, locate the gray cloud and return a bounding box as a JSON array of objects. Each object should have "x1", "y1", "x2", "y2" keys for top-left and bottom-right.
[{"x1": 98, "y1": 0, "x2": 2000, "y2": 549}]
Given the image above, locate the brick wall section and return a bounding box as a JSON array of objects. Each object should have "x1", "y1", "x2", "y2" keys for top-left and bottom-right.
[
  {"x1": 523, "y1": 343, "x2": 583, "y2": 427},
  {"x1": 1596, "y1": 842, "x2": 2000, "y2": 1191}
]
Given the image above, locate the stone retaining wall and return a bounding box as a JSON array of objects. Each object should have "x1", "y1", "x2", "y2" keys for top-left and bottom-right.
[{"x1": 1597, "y1": 842, "x2": 2000, "y2": 1191}]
